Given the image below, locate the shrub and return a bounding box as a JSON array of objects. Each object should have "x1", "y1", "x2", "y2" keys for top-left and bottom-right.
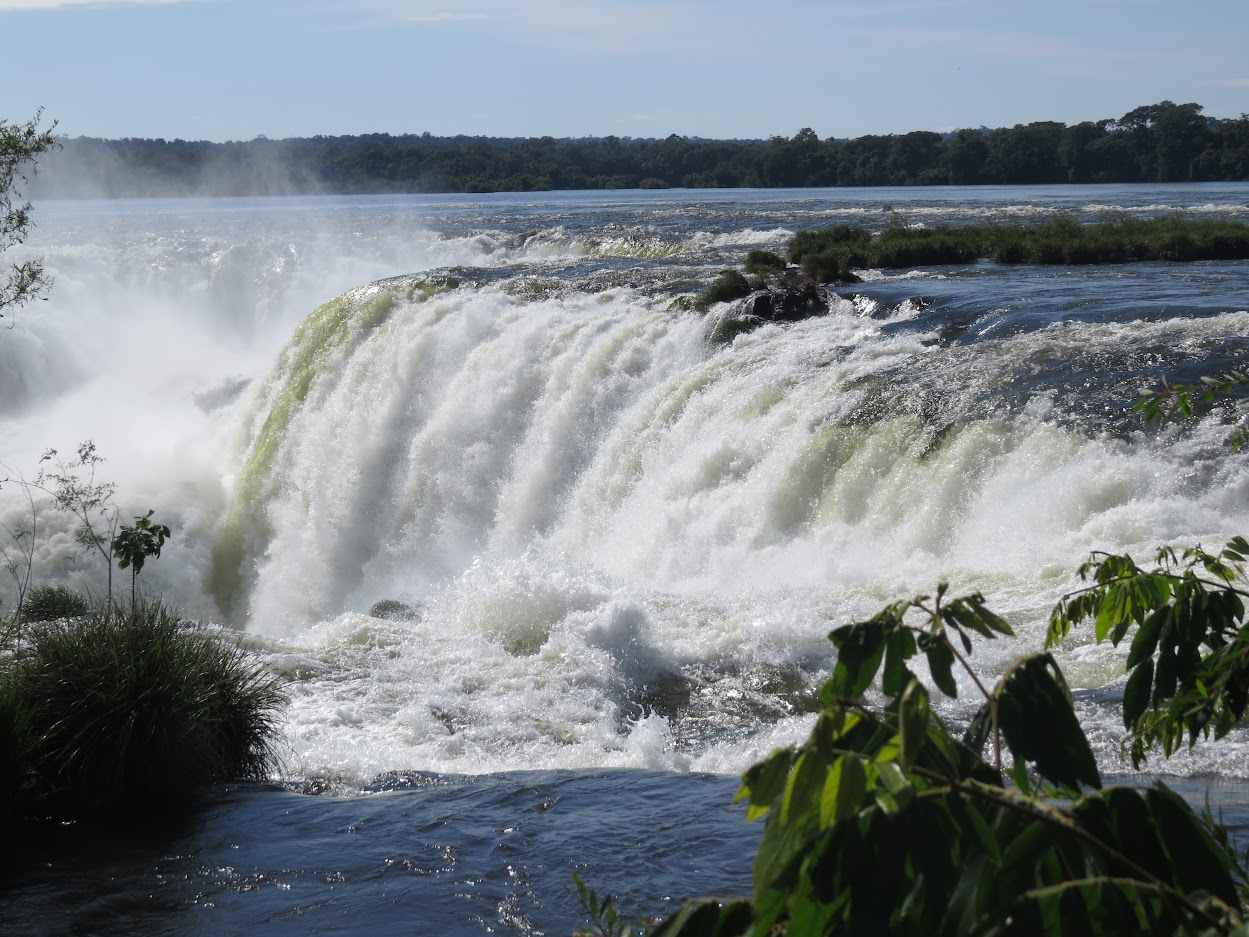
[
  {"x1": 707, "y1": 314, "x2": 762, "y2": 346},
  {"x1": 10, "y1": 600, "x2": 285, "y2": 810},
  {"x1": 786, "y1": 225, "x2": 871, "y2": 265},
  {"x1": 20, "y1": 585, "x2": 91, "y2": 623},
  {"x1": 742, "y1": 250, "x2": 787, "y2": 276},
  {"x1": 872, "y1": 227, "x2": 979, "y2": 267},
  {"x1": 694, "y1": 270, "x2": 753, "y2": 311},
  {"x1": 799, "y1": 248, "x2": 863, "y2": 283}
]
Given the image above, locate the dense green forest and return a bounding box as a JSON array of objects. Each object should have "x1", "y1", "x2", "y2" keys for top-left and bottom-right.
[{"x1": 32, "y1": 101, "x2": 1249, "y2": 198}]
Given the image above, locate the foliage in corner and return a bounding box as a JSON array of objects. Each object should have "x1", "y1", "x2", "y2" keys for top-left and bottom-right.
[
  {"x1": 1049, "y1": 537, "x2": 1249, "y2": 767},
  {"x1": 573, "y1": 871, "x2": 650, "y2": 937},
  {"x1": 653, "y1": 584, "x2": 1248, "y2": 937},
  {"x1": 1, "y1": 109, "x2": 58, "y2": 320}
]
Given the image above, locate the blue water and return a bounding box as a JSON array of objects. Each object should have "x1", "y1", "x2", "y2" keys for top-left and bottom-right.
[{"x1": 3, "y1": 772, "x2": 751, "y2": 937}]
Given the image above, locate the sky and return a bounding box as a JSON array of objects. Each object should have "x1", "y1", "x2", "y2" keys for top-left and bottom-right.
[{"x1": 1, "y1": 0, "x2": 1247, "y2": 142}]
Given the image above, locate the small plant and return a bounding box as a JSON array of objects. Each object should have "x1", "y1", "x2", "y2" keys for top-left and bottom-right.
[
  {"x1": 9, "y1": 600, "x2": 286, "y2": 810},
  {"x1": 111, "y1": 510, "x2": 171, "y2": 606},
  {"x1": 742, "y1": 250, "x2": 786, "y2": 277},
  {"x1": 0, "y1": 673, "x2": 31, "y2": 827},
  {"x1": 1049, "y1": 537, "x2": 1249, "y2": 766},
  {"x1": 782, "y1": 217, "x2": 1249, "y2": 282},
  {"x1": 694, "y1": 270, "x2": 753, "y2": 311},
  {"x1": 0, "y1": 464, "x2": 40, "y2": 631},
  {"x1": 1135, "y1": 369, "x2": 1249, "y2": 450}
]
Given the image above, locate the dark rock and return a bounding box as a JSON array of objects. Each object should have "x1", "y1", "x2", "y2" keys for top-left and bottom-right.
[
  {"x1": 367, "y1": 599, "x2": 421, "y2": 622},
  {"x1": 736, "y1": 270, "x2": 829, "y2": 323}
]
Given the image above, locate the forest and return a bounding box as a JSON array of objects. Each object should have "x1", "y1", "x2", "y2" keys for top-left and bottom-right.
[{"x1": 30, "y1": 101, "x2": 1249, "y2": 199}]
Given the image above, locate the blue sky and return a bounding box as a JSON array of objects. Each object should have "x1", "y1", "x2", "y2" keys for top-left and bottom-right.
[{"x1": 2, "y1": 0, "x2": 1247, "y2": 142}]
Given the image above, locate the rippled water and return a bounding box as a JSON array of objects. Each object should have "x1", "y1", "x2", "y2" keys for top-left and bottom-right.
[{"x1": 2, "y1": 183, "x2": 1249, "y2": 934}]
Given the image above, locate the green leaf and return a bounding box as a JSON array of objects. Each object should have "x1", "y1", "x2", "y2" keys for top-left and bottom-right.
[
  {"x1": 1126, "y1": 606, "x2": 1168, "y2": 668},
  {"x1": 898, "y1": 680, "x2": 930, "y2": 770},
  {"x1": 650, "y1": 899, "x2": 754, "y2": 937},
  {"x1": 1123, "y1": 657, "x2": 1154, "y2": 729},
  {"x1": 1153, "y1": 644, "x2": 1178, "y2": 703},
  {"x1": 1145, "y1": 784, "x2": 1239, "y2": 906},
  {"x1": 779, "y1": 749, "x2": 833, "y2": 827},
  {"x1": 819, "y1": 754, "x2": 868, "y2": 828},
  {"x1": 736, "y1": 748, "x2": 793, "y2": 821},
  {"x1": 961, "y1": 702, "x2": 993, "y2": 757},
  {"x1": 924, "y1": 640, "x2": 958, "y2": 698},
  {"x1": 944, "y1": 603, "x2": 994, "y2": 641},
  {"x1": 881, "y1": 628, "x2": 918, "y2": 697},
  {"x1": 997, "y1": 654, "x2": 1100, "y2": 791},
  {"x1": 829, "y1": 622, "x2": 887, "y2": 700}
]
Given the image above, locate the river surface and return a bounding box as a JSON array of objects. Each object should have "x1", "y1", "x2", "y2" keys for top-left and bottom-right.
[{"x1": 2, "y1": 183, "x2": 1249, "y2": 934}]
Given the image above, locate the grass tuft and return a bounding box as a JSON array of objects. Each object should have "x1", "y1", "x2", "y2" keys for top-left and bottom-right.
[{"x1": 7, "y1": 600, "x2": 285, "y2": 811}]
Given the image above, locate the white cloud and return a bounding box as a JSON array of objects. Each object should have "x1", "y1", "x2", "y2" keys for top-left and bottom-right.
[{"x1": 0, "y1": 0, "x2": 185, "y2": 9}]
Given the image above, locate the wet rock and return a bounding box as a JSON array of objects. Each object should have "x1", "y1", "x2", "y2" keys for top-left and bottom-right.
[
  {"x1": 706, "y1": 313, "x2": 763, "y2": 346},
  {"x1": 367, "y1": 599, "x2": 421, "y2": 622},
  {"x1": 737, "y1": 270, "x2": 829, "y2": 322},
  {"x1": 706, "y1": 271, "x2": 830, "y2": 345}
]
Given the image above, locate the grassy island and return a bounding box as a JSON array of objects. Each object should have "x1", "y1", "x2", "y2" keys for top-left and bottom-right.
[{"x1": 787, "y1": 215, "x2": 1249, "y2": 282}]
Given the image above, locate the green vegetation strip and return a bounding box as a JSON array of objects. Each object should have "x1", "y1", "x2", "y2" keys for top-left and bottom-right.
[
  {"x1": 789, "y1": 216, "x2": 1249, "y2": 281},
  {"x1": 36, "y1": 101, "x2": 1249, "y2": 195}
]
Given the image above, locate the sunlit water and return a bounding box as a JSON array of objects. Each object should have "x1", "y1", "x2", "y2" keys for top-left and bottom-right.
[{"x1": 2, "y1": 184, "x2": 1249, "y2": 935}]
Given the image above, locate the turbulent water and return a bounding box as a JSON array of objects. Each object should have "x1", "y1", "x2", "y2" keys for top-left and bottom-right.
[{"x1": 3, "y1": 184, "x2": 1249, "y2": 934}]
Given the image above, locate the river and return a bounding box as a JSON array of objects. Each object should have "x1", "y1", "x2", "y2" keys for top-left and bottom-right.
[{"x1": 2, "y1": 183, "x2": 1249, "y2": 934}]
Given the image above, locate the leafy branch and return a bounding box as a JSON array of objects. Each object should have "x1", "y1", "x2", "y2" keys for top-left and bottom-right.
[
  {"x1": 1049, "y1": 537, "x2": 1249, "y2": 766},
  {"x1": 652, "y1": 581, "x2": 1245, "y2": 936},
  {"x1": 1135, "y1": 370, "x2": 1249, "y2": 449}
]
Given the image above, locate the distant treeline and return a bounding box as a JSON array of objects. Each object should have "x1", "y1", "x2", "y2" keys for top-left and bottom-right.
[{"x1": 31, "y1": 101, "x2": 1249, "y2": 199}]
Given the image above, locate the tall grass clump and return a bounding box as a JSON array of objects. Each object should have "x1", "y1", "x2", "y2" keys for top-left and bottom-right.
[{"x1": 9, "y1": 600, "x2": 285, "y2": 811}]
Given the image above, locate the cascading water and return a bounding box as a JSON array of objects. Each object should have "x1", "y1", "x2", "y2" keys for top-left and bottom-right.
[
  {"x1": 214, "y1": 263, "x2": 1249, "y2": 783},
  {"x1": 5, "y1": 185, "x2": 1249, "y2": 935}
]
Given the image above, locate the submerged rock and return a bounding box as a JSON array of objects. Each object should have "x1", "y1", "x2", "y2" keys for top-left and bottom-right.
[{"x1": 367, "y1": 599, "x2": 422, "y2": 622}]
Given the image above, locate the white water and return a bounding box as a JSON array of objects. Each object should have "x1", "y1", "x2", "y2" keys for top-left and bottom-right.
[{"x1": 5, "y1": 189, "x2": 1249, "y2": 787}]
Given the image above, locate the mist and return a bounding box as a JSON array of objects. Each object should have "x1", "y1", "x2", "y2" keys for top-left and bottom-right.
[{"x1": 27, "y1": 135, "x2": 325, "y2": 200}]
